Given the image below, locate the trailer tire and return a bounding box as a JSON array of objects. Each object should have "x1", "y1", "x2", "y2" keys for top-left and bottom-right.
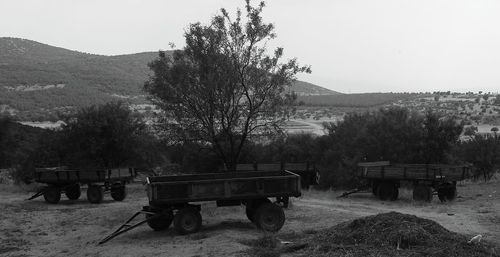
[
  {"x1": 254, "y1": 203, "x2": 285, "y2": 232},
  {"x1": 174, "y1": 207, "x2": 202, "y2": 235},
  {"x1": 246, "y1": 198, "x2": 271, "y2": 222},
  {"x1": 44, "y1": 186, "x2": 61, "y2": 204},
  {"x1": 438, "y1": 183, "x2": 456, "y2": 202},
  {"x1": 111, "y1": 185, "x2": 127, "y2": 201},
  {"x1": 146, "y1": 211, "x2": 173, "y2": 231},
  {"x1": 377, "y1": 182, "x2": 398, "y2": 201},
  {"x1": 413, "y1": 185, "x2": 432, "y2": 202},
  {"x1": 87, "y1": 185, "x2": 104, "y2": 204},
  {"x1": 65, "y1": 184, "x2": 81, "y2": 200}
]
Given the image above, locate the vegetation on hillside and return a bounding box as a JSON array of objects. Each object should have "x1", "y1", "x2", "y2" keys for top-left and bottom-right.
[
  {"x1": 0, "y1": 37, "x2": 327, "y2": 121},
  {"x1": 298, "y1": 93, "x2": 423, "y2": 107}
]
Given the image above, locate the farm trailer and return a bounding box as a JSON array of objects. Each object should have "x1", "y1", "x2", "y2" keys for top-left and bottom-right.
[
  {"x1": 28, "y1": 167, "x2": 135, "y2": 204},
  {"x1": 231, "y1": 162, "x2": 320, "y2": 189},
  {"x1": 99, "y1": 170, "x2": 301, "y2": 244},
  {"x1": 340, "y1": 162, "x2": 472, "y2": 202}
]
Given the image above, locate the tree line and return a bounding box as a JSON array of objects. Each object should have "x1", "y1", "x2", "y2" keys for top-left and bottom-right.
[{"x1": 1, "y1": 104, "x2": 498, "y2": 187}]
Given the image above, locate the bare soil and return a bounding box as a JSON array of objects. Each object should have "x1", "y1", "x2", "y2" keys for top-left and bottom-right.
[{"x1": 0, "y1": 179, "x2": 499, "y2": 257}]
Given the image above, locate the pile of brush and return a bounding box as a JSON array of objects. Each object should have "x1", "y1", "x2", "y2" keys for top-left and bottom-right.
[{"x1": 300, "y1": 212, "x2": 498, "y2": 257}]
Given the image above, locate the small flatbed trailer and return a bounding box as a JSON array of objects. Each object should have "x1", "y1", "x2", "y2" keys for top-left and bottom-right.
[
  {"x1": 99, "y1": 170, "x2": 301, "y2": 244},
  {"x1": 340, "y1": 161, "x2": 472, "y2": 202},
  {"x1": 232, "y1": 162, "x2": 320, "y2": 189},
  {"x1": 28, "y1": 167, "x2": 135, "y2": 204}
]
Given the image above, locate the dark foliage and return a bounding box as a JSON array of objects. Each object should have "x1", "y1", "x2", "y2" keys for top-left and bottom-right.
[
  {"x1": 59, "y1": 102, "x2": 152, "y2": 168},
  {"x1": 0, "y1": 115, "x2": 48, "y2": 182},
  {"x1": 455, "y1": 134, "x2": 500, "y2": 181}
]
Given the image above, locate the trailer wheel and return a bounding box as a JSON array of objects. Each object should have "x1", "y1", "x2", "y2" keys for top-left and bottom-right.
[
  {"x1": 111, "y1": 185, "x2": 127, "y2": 201},
  {"x1": 173, "y1": 207, "x2": 202, "y2": 235},
  {"x1": 437, "y1": 183, "x2": 457, "y2": 202},
  {"x1": 377, "y1": 182, "x2": 398, "y2": 201},
  {"x1": 87, "y1": 185, "x2": 104, "y2": 204},
  {"x1": 246, "y1": 198, "x2": 271, "y2": 222},
  {"x1": 65, "y1": 184, "x2": 81, "y2": 200},
  {"x1": 44, "y1": 186, "x2": 61, "y2": 204},
  {"x1": 146, "y1": 211, "x2": 173, "y2": 231},
  {"x1": 254, "y1": 203, "x2": 285, "y2": 232},
  {"x1": 413, "y1": 185, "x2": 432, "y2": 202}
]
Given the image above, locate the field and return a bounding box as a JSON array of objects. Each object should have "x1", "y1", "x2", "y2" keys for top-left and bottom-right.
[{"x1": 1, "y1": 179, "x2": 499, "y2": 257}]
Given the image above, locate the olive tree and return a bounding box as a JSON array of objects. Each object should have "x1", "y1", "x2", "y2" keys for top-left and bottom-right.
[
  {"x1": 144, "y1": 0, "x2": 310, "y2": 171},
  {"x1": 60, "y1": 102, "x2": 148, "y2": 168}
]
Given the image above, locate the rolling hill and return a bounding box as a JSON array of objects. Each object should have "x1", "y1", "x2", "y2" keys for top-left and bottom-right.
[{"x1": 0, "y1": 37, "x2": 339, "y2": 121}]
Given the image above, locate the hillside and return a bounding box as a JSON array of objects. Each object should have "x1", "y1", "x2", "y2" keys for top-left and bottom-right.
[
  {"x1": 298, "y1": 93, "x2": 423, "y2": 107},
  {"x1": 0, "y1": 37, "x2": 338, "y2": 121},
  {"x1": 291, "y1": 80, "x2": 340, "y2": 96}
]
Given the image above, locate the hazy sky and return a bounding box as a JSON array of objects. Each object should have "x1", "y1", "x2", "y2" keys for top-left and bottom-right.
[{"x1": 1, "y1": 0, "x2": 500, "y2": 93}]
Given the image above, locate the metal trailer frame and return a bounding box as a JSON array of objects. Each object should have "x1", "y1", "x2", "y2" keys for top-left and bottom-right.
[
  {"x1": 28, "y1": 167, "x2": 135, "y2": 204},
  {"x1": 99, "y1": 170, "x2": 301, "y2": 244},
  {"x1": 231, "y1": 162, "x2": 320, "y2": 189},
  {"x1": 339, "y1": 162, "x2": 472, "y2": 202}
]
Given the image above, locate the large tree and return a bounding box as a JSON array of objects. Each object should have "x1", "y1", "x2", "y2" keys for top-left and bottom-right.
[{"x1": 144, "y1": 0, "x2": 310, "y2": 171}]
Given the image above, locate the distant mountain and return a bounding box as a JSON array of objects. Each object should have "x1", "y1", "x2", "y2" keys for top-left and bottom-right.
[{"x1": 0, "y1": 37, "x2": 338, "y2": 121}]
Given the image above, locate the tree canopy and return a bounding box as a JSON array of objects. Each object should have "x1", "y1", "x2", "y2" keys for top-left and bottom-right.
[
  {"x1": 59, "y1": 102, "x2": 148, "y2": 168},
  {"x1": 144, "y1": 0, "x2": 310, "y2": 171},
  {"x1": 323, "y1": 108, "x2": 463, "y2": 165}
]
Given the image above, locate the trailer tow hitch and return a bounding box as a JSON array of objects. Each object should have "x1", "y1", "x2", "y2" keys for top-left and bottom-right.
[
  {"x1": 98, "y1": 206, "x2": 160, "y2": 245},
  {"x1": 26, "y1": 188, "x2": 45, "y2": 201}
]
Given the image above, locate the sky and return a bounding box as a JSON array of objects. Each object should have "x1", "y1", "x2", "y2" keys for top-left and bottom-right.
[{"x1": 1, "y1": 0, "x2": 500, "y2": 94}]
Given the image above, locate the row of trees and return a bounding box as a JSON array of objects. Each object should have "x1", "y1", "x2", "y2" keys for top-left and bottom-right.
[{"x1": 2, "y1": 104, "x2": 498, "y2": 187}]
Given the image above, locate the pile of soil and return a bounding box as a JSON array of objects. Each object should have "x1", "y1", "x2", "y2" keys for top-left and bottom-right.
[{"x1": 299, "y1": 212, "x2": 498, "y2": 257}]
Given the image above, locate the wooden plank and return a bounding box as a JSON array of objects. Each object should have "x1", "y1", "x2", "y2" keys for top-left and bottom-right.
[
  {"x1": 149, "y1": 170, "x2": 301, "y2": 203},
  {"x1": 358, "y1": 163, "x2": 471, "y2": 181},
  {"x1": 358, "y1": 161, "x2": 391, "y2": 167}
]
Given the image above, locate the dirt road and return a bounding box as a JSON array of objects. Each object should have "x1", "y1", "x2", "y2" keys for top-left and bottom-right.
[{"x1": 1, "y1": 179, "x2": 498, "y2": 257}]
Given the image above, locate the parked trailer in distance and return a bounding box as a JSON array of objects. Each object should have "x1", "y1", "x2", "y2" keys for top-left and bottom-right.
[
  {"x1": 28, "y1": 167, "x2": 135, "y2": 204},
  {"x1": 99, "y1": 170, "x2": 301, "y2": 244},
  {"x1": 340, "y1": 162, "x2": 472, "y2": 202},
  {"x1": 232, "y1": 162, "x2": 320, "y2": 189}
]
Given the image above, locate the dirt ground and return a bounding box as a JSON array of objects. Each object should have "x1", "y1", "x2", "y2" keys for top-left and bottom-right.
[{"x1": 1, "y1": 178, "x2": 499, "y2": 257}]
